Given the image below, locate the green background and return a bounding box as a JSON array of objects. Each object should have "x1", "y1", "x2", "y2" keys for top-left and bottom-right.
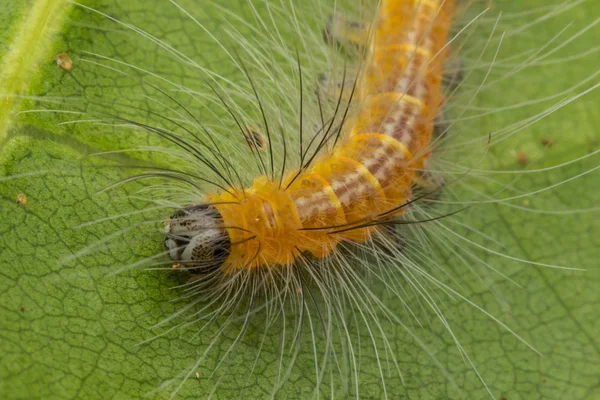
[{"x1": 1, "y1": 0, "x2": 598, "y2": 399}]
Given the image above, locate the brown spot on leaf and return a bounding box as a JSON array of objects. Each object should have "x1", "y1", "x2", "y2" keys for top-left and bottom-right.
[
  {"x1": 517, "y1": 152, "x2": 528, "y2": 165},
  {"x1": 541, "y1": 137, "x2": 555, "y2": 147},
  {"x1": 16, "y1": 193, "x2": 27, "y2": 205},
  {"x1": 243, "y1": 125, "x2": 267, "y2": 151},
  {"x1": 56, "y1": 52, "x2": 72, "y2": 71}
]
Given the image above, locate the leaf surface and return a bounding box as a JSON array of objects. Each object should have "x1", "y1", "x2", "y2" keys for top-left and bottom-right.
[{"x1": 0, "y1": 1, "x2": 598, "y2": 399}]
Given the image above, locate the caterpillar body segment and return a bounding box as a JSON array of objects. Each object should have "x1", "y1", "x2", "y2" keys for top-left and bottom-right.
[{"x1": 166, "y1": 0, "x2": 457, "y2": 271}]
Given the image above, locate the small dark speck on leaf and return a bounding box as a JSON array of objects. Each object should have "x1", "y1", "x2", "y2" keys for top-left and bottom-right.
[
  {"x1": 243, "y1": 124, "x2": 268, "y2": 151},
  {"x1": 541, "y1": 137, "x2": 555, "y2": 147},
  {"x1": 19, "y1": 306, "x2": 25, "y2": 312},
  {"x1": 517, "y1": 152, "x2": 529, "y2": 165}
]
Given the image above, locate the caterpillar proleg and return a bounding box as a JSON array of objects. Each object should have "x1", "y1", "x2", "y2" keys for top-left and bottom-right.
[{"x1": 0, "y1": 0, "x2": 598, "y2": 399}]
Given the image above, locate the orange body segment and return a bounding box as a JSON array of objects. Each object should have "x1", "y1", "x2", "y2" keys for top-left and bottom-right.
[{"x1": 208, "y1": 0, "x2": 456, "y2": 270}]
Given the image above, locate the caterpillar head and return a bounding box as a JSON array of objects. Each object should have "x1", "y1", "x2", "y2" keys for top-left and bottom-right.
[{"x1": 164, "y1": 204, "x2": 230, "y2": 272}]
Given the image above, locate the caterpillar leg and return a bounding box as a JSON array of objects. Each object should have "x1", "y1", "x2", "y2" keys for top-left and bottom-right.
[
  {"x1": 376, "y1": 223, "x2": 408, "y2": 256},
  {"x1": 433, "y1": 111, "x2": 449, "y2": 139},
  {"x1": 443, "y1": 56, "x2": 464, "y2": 91},
  {"x1": 413, "y1": 169, "x2": 446, "y2": 200},
  {"x1": 324, "y1": 13, "x2": 368, "y2": 47}
]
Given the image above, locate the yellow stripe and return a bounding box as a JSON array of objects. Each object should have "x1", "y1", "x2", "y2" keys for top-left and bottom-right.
[
  {"x1": 367, "y1": 92, "x2": 429, "y2": 115},
  {"x1": 337, "y1": 156, "x2": 386, "y2": 200},
  {"x1": 309, "y1": 172, "x2": 346, "y2": 222},
  {"x1": 409, "y1": 0, "x2": 443, "y2": 14},
  {"x1": 395, "y1": 43, "x2": 432, "y2": 59},
  {"x1": 350, "y1": 132, "x2": 413, "y2": 161},
  {"x1": 374, "y1": 44, "x2": 432, "y2": 61},
  {"x1": 376, "y1": 43, "x2": 432, "y2": 60}
]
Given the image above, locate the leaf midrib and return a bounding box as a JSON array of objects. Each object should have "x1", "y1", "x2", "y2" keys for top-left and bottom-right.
[{"x1": 0, "y1": 0, "x2": 71, "y2": 144}]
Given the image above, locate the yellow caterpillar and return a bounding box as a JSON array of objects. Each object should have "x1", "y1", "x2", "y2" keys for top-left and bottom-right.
[
  {"x1": 165, "y1": 0, "x2": 457, "y2": 271},
  {"x1": 5, "y1": 0, "x2": 596, "y2": 398}
]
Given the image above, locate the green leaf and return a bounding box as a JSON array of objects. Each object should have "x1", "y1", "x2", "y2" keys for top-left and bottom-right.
[
  {"x1": 1, "y1": 1, "x2": 598, "y2": 399},
  {"x1": 0, "y1": 0, "x2": 71, "y2": 140}
]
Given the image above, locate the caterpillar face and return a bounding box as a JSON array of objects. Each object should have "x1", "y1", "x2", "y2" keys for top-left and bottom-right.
[{"x1": 164, "y1": 204, "x2": 230, "y2": 272}]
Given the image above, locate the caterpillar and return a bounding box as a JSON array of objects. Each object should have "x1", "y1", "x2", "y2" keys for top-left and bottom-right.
[
  {"x1": 1, "y1": 0, "x2": 598, "y2": 399},
  {"x1": 165, "y1": 0, "x2": 454, "y2": 272}
]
